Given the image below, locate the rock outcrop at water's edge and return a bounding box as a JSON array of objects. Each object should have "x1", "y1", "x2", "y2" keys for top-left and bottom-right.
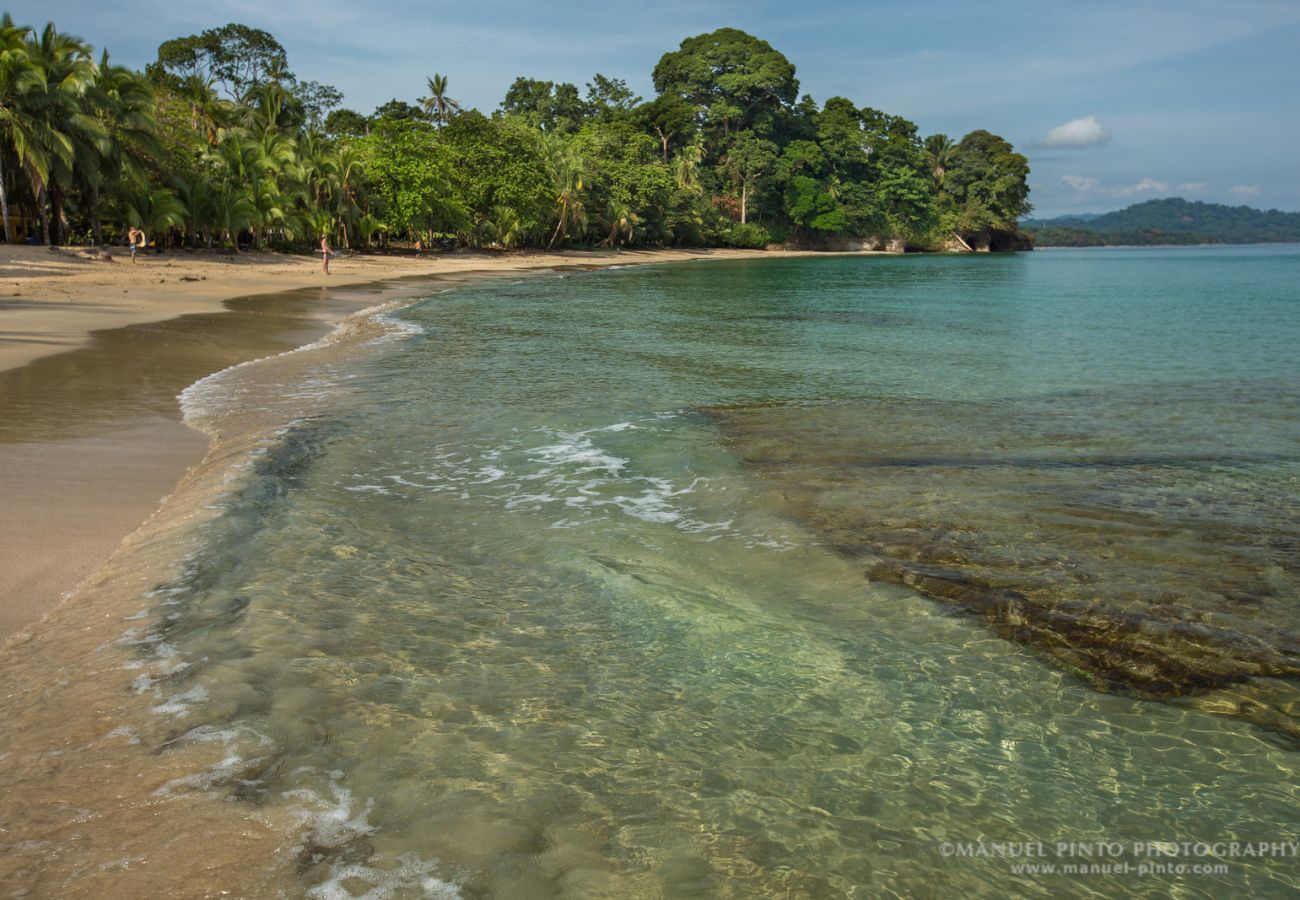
[{"x1": 701, "y1": 396, "x2": 1300, "y2": 745}]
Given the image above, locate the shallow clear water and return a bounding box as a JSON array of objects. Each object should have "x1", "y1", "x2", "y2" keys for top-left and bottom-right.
[{"x1": 135, "y1": 247, "x2": 1298, "y2": 896}]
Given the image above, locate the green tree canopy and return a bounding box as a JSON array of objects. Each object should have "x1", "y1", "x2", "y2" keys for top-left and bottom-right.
[
  {"x1": 148, "y1": 24, "x2": 288, "y2": 99},
  {"x1": 500, "y1": 77, "x2": 588, "y2": 133},
  {"x1": 942, "y1": 129, "x2": 1031, "y2": 233},
  {"x1": 652, "y1": 28, "x2": 798, "y2": 139},
  {"x1": 355, "y1": 117, "x2": 464, "y2": 236}
]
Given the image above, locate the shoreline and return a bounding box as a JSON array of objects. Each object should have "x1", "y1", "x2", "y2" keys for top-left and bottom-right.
[
  {"x1": 0, "y1": 244, "x2": 808, "y2": 375},
  {"x1": 0, "y1": 297, "x2": 423, "y2": 895},
  {"x1": 0, "y1": 245, "x2": 852, "y2": 642}
]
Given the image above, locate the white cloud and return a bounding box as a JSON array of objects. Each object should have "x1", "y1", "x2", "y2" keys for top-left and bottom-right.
[
  {"x1": 1113, "y1": 178, "x2": 1169, "y2": 197},
  {"x1": 1227, "y1": 184, "x2": 1261, "y2": 197},
  {"x1": 1042, "y1": 116, "x2": 1111, "y2": 148},
  {"x1": 1178, "y1": 182, "x2": 1206, "y2": 193},
  {"x1": 1054, "y1": 176, "x2": 1173, "y2": 198},
  {"x1": 1061, "y1": 175, "x2": 1099, "y2": 191}
]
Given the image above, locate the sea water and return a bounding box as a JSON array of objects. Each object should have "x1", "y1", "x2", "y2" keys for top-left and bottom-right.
[{"x1": 113, "y1": 247, "x2": 1300, "y2": 896}]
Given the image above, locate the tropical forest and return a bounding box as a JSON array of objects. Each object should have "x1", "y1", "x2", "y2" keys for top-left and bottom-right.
[{"x1": 0, "y1": 18, "x2": 1033, "y2": 253}]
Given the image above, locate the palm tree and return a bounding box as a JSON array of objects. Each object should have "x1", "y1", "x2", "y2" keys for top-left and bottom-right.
[
  {"x1": 178, "y1": 73, "x2": 227, "y2": 146},
  {"x1": 924, "y1": 134, "x2": 955, "y2": 185},
  {"x1": 82, "y1": 53, "x2": 157, "y2": 244},
  {"x1": 484, "y1": 205, "x2": 525, "y2": 249},
  {"x1": 21, "y1": 22, "x2": 98, "y2": 244},
  {"x1": 173, "y1": 173, "x2": 214, "y2": 247},
  {"x1": 672, "y1": 142, "x2": 704, "y2": 193},
  {"x1": 123, "y1": 185, "x2": 186, "y2": 245},
  {"x1": 543, "y1": 135, "x2": 588, "y2": 248},
  {"x1": 0, "y1": 15, "x2": 39, "y2": 243},
  {"x1": 419, "y1": 74, "x2": 460, "y2": 127},
  {"x1": 598, "y1": 197, "x2": 635, "y2": 247},
  {"x1": 328, "y1": 143, "x2": 363, "y2": 247},
  {"x1": 209, "y1": 181, "x2": 255, "y2": 250}
]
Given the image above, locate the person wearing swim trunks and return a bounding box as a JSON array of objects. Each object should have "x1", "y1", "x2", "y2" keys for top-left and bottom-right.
[
  {"x1": 321, "y1": 233, "x2": 332, "y2": 274},
  {"x1": 128, "y1": 227, "x2": 144, "y2": 263}
]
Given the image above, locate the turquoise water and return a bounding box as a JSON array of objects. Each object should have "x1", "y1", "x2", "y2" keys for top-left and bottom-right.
[{"x1": 138, "y1": 247, "x2": 1298, "y2": 896}]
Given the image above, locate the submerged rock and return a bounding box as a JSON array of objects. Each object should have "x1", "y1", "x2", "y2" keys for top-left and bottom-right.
[{"x1": 703, "y1": 392, "x2": 1300, "y2": 743}]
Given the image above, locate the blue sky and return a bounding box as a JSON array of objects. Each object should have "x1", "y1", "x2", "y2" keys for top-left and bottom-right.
[{"x1": 17, "y1": 1, "x2": 1300, "y2": 216}]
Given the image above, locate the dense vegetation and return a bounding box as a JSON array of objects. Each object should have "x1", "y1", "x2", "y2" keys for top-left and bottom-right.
[
  {"x1": 1025, "y1": 198, "x2": 1300, "y2": 247},
  {"x1": 0, "y1": 17, "x2": 1032, "y2": 252}
]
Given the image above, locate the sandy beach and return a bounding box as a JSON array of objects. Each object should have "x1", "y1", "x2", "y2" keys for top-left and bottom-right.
[{"x1": 0, "y1": 244, "x2": 778, "y2": 643}]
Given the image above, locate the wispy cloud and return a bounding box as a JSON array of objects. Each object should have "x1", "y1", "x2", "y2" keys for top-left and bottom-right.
[
  {"x1": 1059, "y1": 175, "x2": 1172, "y2": 198},
  {"x1": 1114, "y1": 178, "x2": 1169, "y2": 197},
  {"x1": 1227, "y1": 184, "x2": 1261, "y2": 197},
  {"x1": 1061, "y1": 175, "x2": 1099, "y2": 191},
  {"x1": 1041, "y1": 116, "x2": 1111, "y2": 148},
  {"x1": 1178, "y1": 182, "x2": 1207, "y2": 193}
]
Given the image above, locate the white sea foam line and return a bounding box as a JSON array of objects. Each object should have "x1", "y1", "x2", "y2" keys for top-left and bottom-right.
[
  {"x1": 178, "y1": 298, "x2": 424, "y2": 425},
  {"x1": 287, "y1": 779, "x2": 463, "y2": 899}
]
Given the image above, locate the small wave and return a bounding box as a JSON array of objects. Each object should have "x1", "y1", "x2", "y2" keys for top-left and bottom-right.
[
  {"x1": 290, "y1": 779, "x2": 463, "y2": 899},
  {"x1": 306, "y1": 856, "x2": 461, "y2": 900},
  {"x1": 150, "y1": 684, "x2": 208, "y2": 717},
  {"x1": 178, "y1": 298, "x2": 422, "y2": 426}
]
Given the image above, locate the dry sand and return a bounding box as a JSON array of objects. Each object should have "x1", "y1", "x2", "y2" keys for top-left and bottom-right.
[{"x1": 0, "y1": 243, "x2": 784, "y2": 642}]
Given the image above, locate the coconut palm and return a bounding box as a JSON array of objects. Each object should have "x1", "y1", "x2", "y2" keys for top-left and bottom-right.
[
  {"x1": 484, "y1": 205, "x2": 526, "y2": 249},
  {"x1": 10, "y1": 21, "x2": 98, "y2": 243},
  {"x1": 598, "y1": 197, "x2": 635, "y2": 247},
  {"x1": 924, "y1": 133, "x2": 955, "y2": 185},
  {"x1": 0, "y1": 15, "x2": 40, "y2": 242},
  {"x1": 209, "y1": 181, "x2": 255, "y2": 250},
  {"x1": 672, "y1": 142, "x2": 704, "y2": 193},
  {"x1": 173, "y1": 173, "x2": 214, "y2": 246},
  {"x1": 123, "y1": 185, "x2": 186, "y2": 245},
  {"x1": 419, "y1": 74, "x2": 460, "y2": 127},
  {"x1": 82, "y1": 53, "x2": 157, "y2": 243},
  {"x1": 178, "y1": 73, "x2": 228, "y2": 146},
  {"x1": 543, "y1": 135, "x2": 588, "y2": 248}
]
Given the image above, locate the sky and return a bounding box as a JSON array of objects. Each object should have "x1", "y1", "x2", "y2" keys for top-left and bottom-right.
[{"x1": 15, "y1": 0, "x2": 1300, "y2": 217}]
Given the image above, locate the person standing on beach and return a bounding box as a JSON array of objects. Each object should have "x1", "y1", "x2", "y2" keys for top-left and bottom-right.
[
  {"x1": 127, "y1": 227, "x2": 144, "y2": 263},
  {"x1": 321, "y1": 234, "x2": 332, "y2": 275}
]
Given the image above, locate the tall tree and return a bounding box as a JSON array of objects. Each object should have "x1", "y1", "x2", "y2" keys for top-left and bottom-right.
[
  {"x1": 723, "y1": 132, "x2": 777, "y2": 224},
  {"x1": 23, "y1": 21, "x2": 99, "y2": 244},
  {"x1": 942, "y1": 129, "x2": 1031, "y2": 236},
  {"x1": 150, "y1": 24, "x2": 289, "y2": 100},
  {"x1": 652, "y1": 29, "x2": 798, "y2": 140},
  {"x1": 924, "y1": 133, "x2": 955, "y2": 185},
  {"x1": 542, "y1": 134, "x2": 588, "y2": 248},
  {"x1": 0, "y1": 15, "x2": 39, "y2": 242},
  {"x1": 419, "y1": 73, "x2": 461, "y2": 127}
]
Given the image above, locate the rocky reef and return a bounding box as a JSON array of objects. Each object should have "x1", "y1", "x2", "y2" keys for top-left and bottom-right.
[{"x1": 703, "y1": 392, "x2": 1300, "y2": 744}]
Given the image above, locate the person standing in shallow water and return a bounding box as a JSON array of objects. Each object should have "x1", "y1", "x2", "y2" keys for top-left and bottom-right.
[{"x1": 321, "y1": 233, "x2": 332, "y2": 274}]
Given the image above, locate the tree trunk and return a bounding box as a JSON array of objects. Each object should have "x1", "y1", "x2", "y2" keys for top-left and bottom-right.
[
  {"x1": 740, "y1": 182, "x2": 749, "y2": 225},
  {"x1": 90, "y1": 186, "x2": 103, "y2": 246},
  {"x1": 51, "y1": 186, "x2": 65, "y2": 245},
  {"x1": 548, "y1": 206, "x2": 567, "y2": 249},
  {"x1": 37, "y1": 185, "x2": 50, "y2": 245},
  {"x1": 0, "y1": 153, "x2": 11, "y2": 244},
  {"x1": 952, "y1": 231, "x2": 974, "y2": 252},
  {"x1": 655, "y1": 127, "x2": 670, "y2": 163}
]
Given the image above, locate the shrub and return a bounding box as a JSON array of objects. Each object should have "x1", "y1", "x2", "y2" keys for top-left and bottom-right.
[{"x1": 723, "y1": 222, "x2": 771, "y2": 249}]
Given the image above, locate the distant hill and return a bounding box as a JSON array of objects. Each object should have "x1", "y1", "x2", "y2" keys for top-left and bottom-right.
[{"x1": 1023, "y1": 198, "x2": 1300, "y2": 247}]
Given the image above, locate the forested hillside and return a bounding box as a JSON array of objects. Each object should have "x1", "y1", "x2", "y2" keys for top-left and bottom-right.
[{"x1": 1025, "y1": 198, "x2": 1300, "y2": 246}]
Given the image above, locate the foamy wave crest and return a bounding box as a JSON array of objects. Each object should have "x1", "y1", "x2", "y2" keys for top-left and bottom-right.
[
  {"x1": 179, "y1": 299, "x2": 422, "y2": 426},
  {"x1": 154, "y1": 723, "x2": 274, "y2": 795},
  {"x1": 367, "y1": 308, "x2": 426, "y2": 346},
  {"x1": 306, "y1": 855, "x2": 461, "y2": 900},
  {"x1": 342, "y1": 417, "x2": 744, "y2": 538},
  {"x1": 291, "y1": 779, "x2": 462, "y2": 899}
]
